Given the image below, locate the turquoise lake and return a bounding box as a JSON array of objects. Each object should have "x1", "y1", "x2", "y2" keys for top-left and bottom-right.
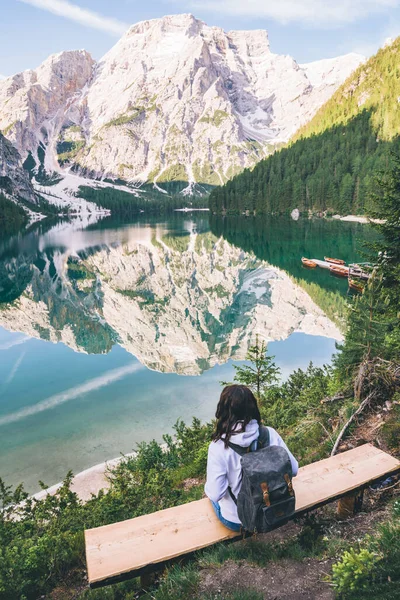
[{"x1": 0, "y1": 214, "x2": 374, "y2": 493}]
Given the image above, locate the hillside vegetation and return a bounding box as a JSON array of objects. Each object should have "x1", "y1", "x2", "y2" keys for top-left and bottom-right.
[
  {"x1": 78, "y1": 185, "x2": 208, "y2": 215},
  {"x1": 210, "y1": 39, "x2": 400, "y2": 216},
  {"x1": 0, "y1": 193, "x2": 28, "y2": 233}
]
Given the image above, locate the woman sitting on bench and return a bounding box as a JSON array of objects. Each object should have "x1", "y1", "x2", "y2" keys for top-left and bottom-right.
[{"x1": 205, "y1": 384, "x2": 299, "y2": 531}]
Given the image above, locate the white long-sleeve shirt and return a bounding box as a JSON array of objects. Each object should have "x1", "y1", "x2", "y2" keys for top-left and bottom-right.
[{"x1": 205, "y1": 420, "x2": 299, "y2": 524}]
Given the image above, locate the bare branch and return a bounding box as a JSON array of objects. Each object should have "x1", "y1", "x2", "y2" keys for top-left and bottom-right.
[{"x1": 331, "y1": 391, "x2": 377, "y2": 456}]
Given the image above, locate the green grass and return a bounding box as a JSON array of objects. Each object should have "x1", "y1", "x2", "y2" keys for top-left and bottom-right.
[
  {"x1": 67, "y1": 261, "x2": 96, "y2": 280},
  {"x1": 57, "y1": 140, "x2": 85, "y2": 164},
  {"x1": 156, "y1": 164, "x2": 188, "y2": 183},
  {"x1": 192, "y1": 159, "x2": 221, "y2": 186},
  {"x1": 161, "y1": 233, "x2": 190, "y2": 253},
  {"x1": 1, "y1": 120, "x2": 17, "y2": 136},
  {"x1": 147, "y1": 564, "x2": 200, "y2": 600},
  {"x1": 104, "y1": 107, "x2": 144, "y2": 128},
  {"x1": 198, "y1": 535, "x2": 312, "y2": 569},
  {"x1": 199, "y1": 110, "x2": 230, "y2": 127},
  {"x1": 204, "y1": 284, "x2": 230, "y2": 299}
]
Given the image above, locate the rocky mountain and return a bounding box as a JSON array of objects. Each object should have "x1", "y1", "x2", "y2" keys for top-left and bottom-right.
[
  {"x1": 0, "y1": 132, "x2": 37, "y2": 232},
  {"x1": 0, "y1": 225, "x2": 340, "y2": 375},
  {"x1": 0, "y1": 51, "x2": 94, "y2": 180},
  {"x1": 0, "y1": 132, "x2": 36, "y2": 203},
  {"x1": 0, "y1": 14, "x2": 363, "y2": 195}
]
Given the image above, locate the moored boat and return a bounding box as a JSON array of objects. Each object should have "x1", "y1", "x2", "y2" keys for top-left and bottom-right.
[
  {"x1": 330, "y1": 264, "x2": 349, "y2": 277},
  {"x1": 301, "y1": 257, "x2": 317, "y2": 268},
  {"x1": 324, "y1": 256, "x2": 346, "y2": 265},
  {"x1": 349, "y1": 264, "x2": 371, "y2": 280},
  {"x1": 349, "y1": 279, "x2": 364, "y2": 293}
]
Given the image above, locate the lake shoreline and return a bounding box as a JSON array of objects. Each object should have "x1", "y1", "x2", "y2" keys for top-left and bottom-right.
[
  {"x1": 32, "y1": 452, "x2": 135, "y2": 503},
  {"x1": 332, "y1": 214, "x2": 385, "y2": 224}
]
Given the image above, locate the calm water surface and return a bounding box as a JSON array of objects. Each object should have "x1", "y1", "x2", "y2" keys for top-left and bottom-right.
[{"x1": 0, "y1": 214, "x2": 374, "y2": 492}]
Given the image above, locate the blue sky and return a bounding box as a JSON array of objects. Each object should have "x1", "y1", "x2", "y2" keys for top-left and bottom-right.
[{"x1": 1, "y1": 0, "x2": 400, "y2": 78}]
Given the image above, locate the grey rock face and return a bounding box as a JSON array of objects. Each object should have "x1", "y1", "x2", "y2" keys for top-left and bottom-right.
[
  {"x1": 0, "y1": 132, "x2": 35, "y2": 202},
  {"x1": 0, "y1": 50, "x2": 95, "y2": 176}
]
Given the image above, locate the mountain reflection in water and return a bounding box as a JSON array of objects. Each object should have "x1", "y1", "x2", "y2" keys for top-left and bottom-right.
[
  {"x1": 0, "y1": 214, "x2": 374, "y2": 492},
  {"x1": 0, "y1": 215, "x2": 346, "y2": 375}
]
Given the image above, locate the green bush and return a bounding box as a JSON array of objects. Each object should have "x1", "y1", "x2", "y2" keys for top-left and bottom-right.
[
  {"x1": 331, "y1": 502, "x2": 400, "y2": 598},
  {"x1": 332, "y1": 548, "x2": 381, "y2": 594},
  {"x1": 380, "y1": 404, "x2": 400, "y2": 451}
]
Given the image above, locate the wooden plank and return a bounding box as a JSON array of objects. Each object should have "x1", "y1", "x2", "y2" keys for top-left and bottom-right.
[
  {"x1": 292, "y1": 444, "x2": 399, "y2": 513},
  {"x1": 85, "y1": 444, "x2": 400, "y2": 587}
]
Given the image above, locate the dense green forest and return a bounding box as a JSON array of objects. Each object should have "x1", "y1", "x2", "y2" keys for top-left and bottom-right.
[
  {"x1": 0, "y1": 193, "x2": 28, "y2": 233},
  {"x1": 78, "y1": 185, "x2": 208, "y2": 214},
  {"x1": 210, "y1": 38, "x2": 400, "y2": 216}
]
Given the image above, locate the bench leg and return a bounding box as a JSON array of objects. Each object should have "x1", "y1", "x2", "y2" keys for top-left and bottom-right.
[
  {"x1": 354, "y1": 490, "x2": 364, "y2": 514},
  {"x1": 140, "y1": 572, "x2": 156, "y2": 589},
  {"x1": 337, "y1": 490, "x2": 364, "y2": 518}
]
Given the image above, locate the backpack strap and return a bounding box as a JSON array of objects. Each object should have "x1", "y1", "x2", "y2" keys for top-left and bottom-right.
[
  {"x1": 228, "y1": 486, "x2": 238, "y2": 505},
  {"x1": 226, "y1": 440, "x2": 249, "y2": 456},
  {"x1": 257, "y1": 425, "x2": 270, "y2": 449}
]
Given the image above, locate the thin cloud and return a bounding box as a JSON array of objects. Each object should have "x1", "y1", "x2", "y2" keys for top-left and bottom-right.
[
  {"x1": 182, "y1": 0, "x2": 399, "y2": 26},
  {"x1": 5, "y1": 351, "x2": 26, "y2": 385},
  {"x1": 0, "y1": 74, "x2": 6, "y2": 80},
  {"x1": 0, "y1": 362, "x2": 142, "y2": 426},
  {"x1": 18, "y1": 0, "x2": 129, "y2": 36},
  {"x1": 0, "y1": 336, "x2": 30, "y2": 351}
]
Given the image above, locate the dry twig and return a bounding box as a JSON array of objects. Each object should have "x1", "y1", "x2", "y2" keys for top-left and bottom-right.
[{"x1": 331, "y1": 391, "x2": 377, "y2": 456}]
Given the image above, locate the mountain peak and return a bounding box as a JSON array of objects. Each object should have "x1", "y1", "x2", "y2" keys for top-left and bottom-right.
[
  {"x1": 126, "y1": 13, "x2": 203, "y2": 38},
  {"x1": 0, "y1": 15, "x2": 364, "y2": 197}
]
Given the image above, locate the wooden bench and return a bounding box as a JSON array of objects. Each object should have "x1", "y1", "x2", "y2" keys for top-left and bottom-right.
[{"x1": 85, "y1": 443, "x2": 400, "y2": 589}]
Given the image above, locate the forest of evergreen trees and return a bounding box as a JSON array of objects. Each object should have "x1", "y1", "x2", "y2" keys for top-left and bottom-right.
[
  {"x1": 78, "y1": 185, "x2": 208, "y2": 215},
  {"x1": 0, "y1": 193, "x2": 28, "y2": 233},
  {"x1": 209, "y1": 112, "x2": 400, "y2": 215}
]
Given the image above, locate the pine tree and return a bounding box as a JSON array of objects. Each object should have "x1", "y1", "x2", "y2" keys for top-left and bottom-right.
[
  {"x1": 231, "y1": 335, "x2": 281, "y2": 400},
  {"x1": 334, "y1": 272, "x2": 390, "y2": 380},
  {"x1": 369, "y1": 152, "x2": 400, "y2": 311}
]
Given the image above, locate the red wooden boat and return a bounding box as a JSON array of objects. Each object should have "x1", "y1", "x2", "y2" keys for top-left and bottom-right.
[
  {"x1": 330, "y1": 265, "x2": 349, "y2": 277},
  {"x1": 324, "y1": 256, "x2": 346, "y2": 266},
  {"x1": 349, "y1": 279, "x2": 364, "y2": 293},
  {"x1": 302, "y1": 257, "x2": 317, "y2": 268}
]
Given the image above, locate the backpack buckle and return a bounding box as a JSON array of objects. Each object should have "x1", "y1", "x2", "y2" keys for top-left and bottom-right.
[
  {"x1": 260, "y1": 482, "x2": 271, "y2": 507},
  {"x1": 284, "y1": 474, "x2": 294, "y2": 497}
]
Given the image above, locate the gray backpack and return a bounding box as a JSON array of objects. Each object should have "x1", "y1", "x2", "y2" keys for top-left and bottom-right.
[{"x1": 227, "y1": 426, "x2": 296, "y2": 533}]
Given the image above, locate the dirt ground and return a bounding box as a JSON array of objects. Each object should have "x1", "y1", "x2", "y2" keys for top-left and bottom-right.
[
  {"x1": 199, "y1": 557, "x2": 335, "y2": 600},
  {"x1": 197, "y1": 500, "x2": 393, "y2": 600}
]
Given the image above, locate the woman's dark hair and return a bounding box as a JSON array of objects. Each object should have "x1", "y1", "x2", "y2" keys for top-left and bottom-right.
[{"x1": 212, "y1": 385, "x2": 261, "y2": 447}]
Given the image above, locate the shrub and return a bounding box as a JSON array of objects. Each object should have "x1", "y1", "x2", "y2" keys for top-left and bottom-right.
[
  {"x1": 331, "y1": 501, "x2": 400, "y2": 598},
  {"x1": 332, "y1": 548, "x2": 381, "y2": 594}
]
